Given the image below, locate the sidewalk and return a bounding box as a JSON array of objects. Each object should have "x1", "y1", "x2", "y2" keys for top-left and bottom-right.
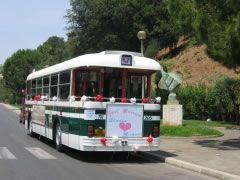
[
  {"x1": 0, "y1": 103, "x2": 21, "y2": 114},
  {"x1": 143, "y1": 127, "x2": 240, "y2": 180}
]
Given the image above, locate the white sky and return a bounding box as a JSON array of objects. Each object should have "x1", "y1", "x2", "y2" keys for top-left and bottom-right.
[{"x1": 0, "y1": 0, "x2": 70, "y2": 64}]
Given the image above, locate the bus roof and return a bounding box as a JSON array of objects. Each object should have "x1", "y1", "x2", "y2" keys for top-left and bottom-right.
[{"x1": 27, "y1": 51, "x2": 161, "y2": 80}]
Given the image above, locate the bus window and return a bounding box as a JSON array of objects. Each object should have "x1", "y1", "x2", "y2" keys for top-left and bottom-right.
[
  {"x1": 60, "y1": 71, "x2": 70, "y2": 84},
  {"x1": 75, "y1": 71, "x2": 99, "y2": 97},
  {"x1": 59, "y1": 85, "x2": 70, "y2": 100},
  {"x1": 43, "y1": 76, "x2": 50, "y2": 86},
  {"x1": 32, "y1": 79, "x2": 36, "y2": 88},
  {"x1": 31, "y1": 79, "x2": 36, "y2": 99},
  {"x1": 31, "y1": 89, "x2": 36, "y2": 98},
  {"x1": 36, "y1": 78, "x2": 42, "y2": 96},
  {"x1": 43, "y1": 76, "x2": 50, "y2": 97},
  {"x1": 104, "y1": 70, "x2": 122, "y2": 98},
  {"x1": 37, "y1": 78, "x2": 42, "y2": 87},
  {"x1": 59, "y1": 71, "x2": 70, "y2": 100},
  {"x1": 26, "y1": 81, "x2": 31, "y2": 100},
  {"x1": 50, "y1": 74, "x2": 58, "y2": 98},
  {"x1": 51, "y1": 74, "x2": 58, "y2": 85},
  {"x1": 128, "y1": 75, "x2": 142, "y2": 99}
]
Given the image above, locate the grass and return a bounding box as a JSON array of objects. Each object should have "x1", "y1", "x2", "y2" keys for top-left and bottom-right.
[
  {"x1": 11, "y1": 104, "x2": 23, "y2": 109},
  {"x1": 160, "y1": 120, "x2": 230, "y2": 137},
  {"x1": 182, "y1": 120, "x2": 237, "y2": 127}
]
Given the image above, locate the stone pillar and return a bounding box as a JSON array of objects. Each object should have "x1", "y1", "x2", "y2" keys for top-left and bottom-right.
[{"x1": 162, "y1": 93, "x2": 183, "y2": 125}]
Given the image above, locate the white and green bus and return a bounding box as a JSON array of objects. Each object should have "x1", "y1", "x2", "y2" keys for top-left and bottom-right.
[{"x1": 25, "y1": 51, "x2": 162, "y2": 152}]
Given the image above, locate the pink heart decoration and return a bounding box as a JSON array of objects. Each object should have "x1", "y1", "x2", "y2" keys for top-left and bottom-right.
[{"x1": 119, "y1": 122, "x2": 131, "y2": 132}]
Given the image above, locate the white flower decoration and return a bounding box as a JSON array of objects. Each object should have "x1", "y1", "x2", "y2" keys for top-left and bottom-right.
[
  {"x1": 41, "y1": 96, "x2": 48, "y2": 100},
  {"x1": 52, "y1": 96, "x2": 58, "y2": 101},
  {"x1": 155, "y1": 97, "x2": 161, "y2": 103},
  {"x1": 130, "y1": 98, "x2": 136, "y2": 104},
  {"x1": 70, "y1": 96, "x2": 76, "y2": 101},
  {"x1": 109, "y1": 97, "x2": 115, "y2": 103},
  {"x1": 81, "y1": 95, "x2": 88, "y2": 102}
]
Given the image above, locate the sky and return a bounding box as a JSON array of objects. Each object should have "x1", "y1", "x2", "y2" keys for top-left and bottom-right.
[{"x1": 0, "y1": 0, "x2": 70, "y2": 64}]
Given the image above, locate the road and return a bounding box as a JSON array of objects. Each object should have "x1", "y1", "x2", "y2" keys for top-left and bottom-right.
[{"x1": 0, "y1": 105, "x2": 216, "y2": 180}]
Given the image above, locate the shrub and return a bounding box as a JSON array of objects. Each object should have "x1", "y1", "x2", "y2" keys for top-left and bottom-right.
[
  {"x1": 177, "y1": 78, "x2": 240, "y2": 124},
  {"x1": 178, "y1": 85, "x2": 209, "y2": 120},
  {"x1": 213, "y1": 77, "x2": 240, "y2": 123}
]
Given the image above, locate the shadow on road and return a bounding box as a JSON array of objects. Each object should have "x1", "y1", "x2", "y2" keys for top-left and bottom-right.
[
  {"x1": 35, "y1": 135, "x2": 165, "y2": 164},
  {"x1": 194, "y1": 138, "x2": 240, "y2": 150},
  {"x1": 152, "y1": 150, "x2": 178, "y2": 158},
  {"x1": 64, "y1": 148, "x2": 165, "y2": 164}
]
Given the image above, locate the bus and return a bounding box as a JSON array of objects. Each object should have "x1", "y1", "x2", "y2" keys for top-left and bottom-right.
[{"x1": 24, "y1": 51, "x2": 162, "y2": 152}]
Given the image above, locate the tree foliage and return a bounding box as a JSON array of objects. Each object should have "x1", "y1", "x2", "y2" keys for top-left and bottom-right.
[
  {"x1": 166, "y1": 0, "x2": 240, "y2": 67},
  {"x1": 2, "y1": 36, "x2": 69, "y2": 103},
  {"x1": 66, "y1": 0, "x2": 178, "y2": 56},
  {"x1": 2, "y1": 49, "x2": 40, "y2": 103},
  {"x1": 37, "y1": 36, "x2": 70, "y2": 67}
]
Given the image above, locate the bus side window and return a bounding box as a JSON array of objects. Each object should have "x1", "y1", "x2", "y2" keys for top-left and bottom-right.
[
  {"x1": 36, "y1": 78, "x2": 42, "y2": 96},
  {"x1": 75, "y1": 71, "x2": 99, "y2": 97},
  {"x1": 50, "y1": 74, "x2": 58, "y2": 99},
  {"x1": 43, "y1": 76, "x2": 50, "y2": 98},
  {"x1": 59, "y1": 71, "x2": 70, "y2": 100},
  {"x1": 26, "y1": 80, "x2": 31, "y2": 100},
  {"x1": 31, "y1": 79, "x2": 36, "y2": 99}
]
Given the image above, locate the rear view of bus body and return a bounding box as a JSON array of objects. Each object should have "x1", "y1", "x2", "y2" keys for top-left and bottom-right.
[{"x1": 24, "y1": 51, "x2": 161, "y2": 152}]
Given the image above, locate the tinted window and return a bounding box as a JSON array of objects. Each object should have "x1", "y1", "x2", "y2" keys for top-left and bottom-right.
[
  {"x1": 51, "y1": 75, "x2": 58, "y2": 85},
  {"x1": 43, "y1": 87, "x2": 49, "y2": 97},
  {"x1": 32, "y1": 79, "x2": 36, "y2": 88},
  {"x1": 60, "y1": 71, "x2": 70, "y2": 84},
  {"x1": 43, "y1": 77, "x2": 50, "y2": 87},
  {"x1": 37, "y1": 78, "x2": 42, "y2": 88},
  {"x1": 50, "y1": 86, "x2": 58, "y2": 97},
  {"x1": 36, "y1": 88, "x2": 42, "y2": 96},
  {"x1": 59, "y1": 84, "x2": 70, "y2": 100}
]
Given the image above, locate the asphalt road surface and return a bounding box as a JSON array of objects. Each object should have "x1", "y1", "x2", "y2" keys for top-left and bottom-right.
[{"x1": 0, "y1": 105, "x2": 216, "y2": 180}]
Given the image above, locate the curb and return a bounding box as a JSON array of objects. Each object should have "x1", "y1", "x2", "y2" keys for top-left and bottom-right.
[{"x1": 139, "y1": 152, "x2": 240, "y2": 180}]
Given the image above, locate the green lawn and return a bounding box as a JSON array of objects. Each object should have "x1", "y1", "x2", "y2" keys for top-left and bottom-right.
[
  {"x1": 11, "y1": 104, "x2": 23, "y2": 109},
  {"x1": 182, "y1": 120, "x2": 236, "y2": 127},
  {"x1": 160, "y1": 120, "x2": 231, "y2": 137}
]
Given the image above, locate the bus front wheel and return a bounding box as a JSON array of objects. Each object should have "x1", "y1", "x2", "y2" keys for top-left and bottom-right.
[{"x1": 55, "y1": 123, "x2": 64, "y2": 152}]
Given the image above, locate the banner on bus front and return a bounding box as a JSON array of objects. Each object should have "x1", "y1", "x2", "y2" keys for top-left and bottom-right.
[{"x1": 106, "y1": 104, "x2": 144, "y2": 138}]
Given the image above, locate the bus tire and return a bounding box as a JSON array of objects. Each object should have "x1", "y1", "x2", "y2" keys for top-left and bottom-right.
[
  {"x1": 55, "y1": 122, "x2": 64, "y2": 152},
  {"x1": 28, "y1": 118, "x2": 34, "y2": 137}
]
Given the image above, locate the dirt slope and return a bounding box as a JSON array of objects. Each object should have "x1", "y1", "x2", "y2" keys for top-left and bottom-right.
[{"x1": 159, "y1": 44, "x2": 240, "y2": 86}]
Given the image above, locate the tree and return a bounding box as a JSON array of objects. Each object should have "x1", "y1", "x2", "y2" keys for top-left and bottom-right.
[
  {"x1": 2, "y1": 49, "x2": 40, "y2": 103},
  {"x1": 37, "y1": 36, "x2": 69, "y2": 67},
  {"x1": 66, "y1": 0, "x2": 137, "y2": 54},
  {"x1": 166, "y1": 0, "x2": 240, "y2": 67},
  {"x1": 66, "y1": 0, "x2": 179, "y2": 56}
]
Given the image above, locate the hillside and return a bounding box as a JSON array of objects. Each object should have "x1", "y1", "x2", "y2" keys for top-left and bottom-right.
[{"x1": 159, "y1": 44, "x2": 240, "y2": 86}]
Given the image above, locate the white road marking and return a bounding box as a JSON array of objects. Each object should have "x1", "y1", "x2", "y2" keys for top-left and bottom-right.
[
  {"x1": 25, "y1": 147, "x2": 56, "y2": 159},
  {"x1": 0, "y1": 147, "x2": 17, "y2": 159}
]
